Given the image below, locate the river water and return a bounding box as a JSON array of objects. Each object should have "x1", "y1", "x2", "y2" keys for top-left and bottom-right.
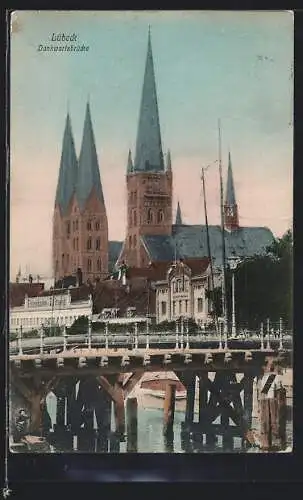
[{"x1": 45, "y1": 392, "x2": 293, "y2": 453}]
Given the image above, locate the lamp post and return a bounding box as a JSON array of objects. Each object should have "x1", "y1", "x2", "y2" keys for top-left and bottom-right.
[{"x1": 228, "y1": 254, "x2": 241, "y2": 338}]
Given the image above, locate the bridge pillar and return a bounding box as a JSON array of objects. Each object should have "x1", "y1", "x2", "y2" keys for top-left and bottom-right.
[
  {"x1": 126, "y1": 397, "x2": 138, "y2": 452},
  {"x1": 163, "y1": 383, "x2": 176, "y2": 437}
]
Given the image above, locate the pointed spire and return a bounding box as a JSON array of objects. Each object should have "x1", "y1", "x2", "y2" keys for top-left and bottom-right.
[
  {"x1": 175, "y1": 201, "x2": 183, "y2": 225},
  {"x1": 127, "y1": 149, "x2": 133, "y2": 174},
  {"x1": 76, "y1": 101, "x2": 104, "y2": 210},
  {"x1": 225, "y1": 151, "x2": 236, "y2": 206},
  {"x1": 166, "y1": 149, "x2": 172, "y2": 171},
  {"x1": 55, "y1": 111, "x2": 78, "y2": 213},
  {"x1": 134, "y1": 29, "x2": 164, "y2": 172}
]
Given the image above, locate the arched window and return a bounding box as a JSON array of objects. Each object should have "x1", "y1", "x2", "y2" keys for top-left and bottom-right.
[
  {"x1": 96, "y1": 237, "x2": 100, "y2": 250},
  {"x1": 75, "y1": 220, "x2": 78, "y2": 231},
  {"x1": 133, "y1": 234, "x2": 137, "y2": 247},
  {"x1": 61, "y1": 253, "x2": 64, "y2": 266},
  {"x1": 157, "y1": 209, "x2": 164, "y2": 223},
  {"x1": 147, "y1": 208, "x2": 153, "y2": 224},
  {"x1": 87, "y1": 238, "x2": 92, "y2": 250},
  {"x1": 87, "y1": 259, "x2": 92, "y2": 272},
  {"x1": 95, "y1": 219, "x2": 100, "y2": 231},
  {"x1": 87, "y1": 220, "x2": 92, "y2": 231},
  {"x1": 133, "y1": 209, "x2": 137, "y2": 226},
  {"x1": 97, "y1": 258, "x2": 101, "y2": 272},
  {"x1": 76, "y1": 238, "x2": 79, "y2": 250},
  {"x1": 129, "y1": 235, "x2": 132, "y2": 248}
]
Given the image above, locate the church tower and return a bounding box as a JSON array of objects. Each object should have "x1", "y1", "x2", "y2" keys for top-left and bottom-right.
[
  {"x1": 52, "y1": 102, "x2": 108, "y2": 284},
  {"x1": 224, "y1": 151, "x2": 239, "y2": 231},
  {"x1": 122, "y1": 29, "x2": 173, "y2": 268}
]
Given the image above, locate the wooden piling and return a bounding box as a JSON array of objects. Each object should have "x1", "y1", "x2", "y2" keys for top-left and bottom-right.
[
  {"x1": 114, "y1": 381, "x2": 125, "y2": 436},
  {"x1": 163, "y1": 383, "x2": 176, "y2": 436},
  {"x1": 277, "y1": 384, "x2": 287, "y2": 449},
  {"x1": 126, "y1": 397, "x2": 138, "y2": 452},
  {"x1": 184, "y1": 375, "x2": 195, "y2": 429}
]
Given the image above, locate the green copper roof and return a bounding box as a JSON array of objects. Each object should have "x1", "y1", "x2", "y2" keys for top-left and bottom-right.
[
  {"x1": 134, "y1": 30, "x2": 164, "y2": 173},
  {"x1": 175, "y1": 201, "x2": 183, "y2": 225},
  {"x1": 76, "y1": 101, "x2": 104, "y2": 210},
  {"x1": 55, "y1": 112, "x2": 78, "y2": 213},
  {"x1": 225, "y1": 151, "x2": 236, "y2": 206}
]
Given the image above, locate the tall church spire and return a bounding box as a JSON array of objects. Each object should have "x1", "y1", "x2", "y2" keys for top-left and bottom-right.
[
  {"x1": 76, "y1": 101, "x2": 104, "y2": 210},
  {"x1": 225, "y1": 151, "x2": 236, "y2": 206},
  {"x1": 55, "y1": 112, "x2": 78, "y2": 214},
  {"x1": 166, "y1": 149, "x2": 172, "y2": 171},
  {"x1": 224, "y1": 151, "x2": 239, "y2": 230},
  {"x1": 134, "y1": 28, "x2": 164, "y2": 172},
  {"x1": 175, "y1": 201, "x2": 183, "y2": 225}
]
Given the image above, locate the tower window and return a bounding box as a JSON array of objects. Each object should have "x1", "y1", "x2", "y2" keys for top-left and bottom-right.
[
  {"x1": 157, "y1": 209, "x2": 164, "y2": 223},
  {"x1": 129, "y1": 235, "x2": 132, "y2": 248},
  {"x1": 62, "y1": 253, "x2": 64, "y2": 266},
  {"x1": 87, "y1": 259, "x2": 92, "y2": 272},
  {"x1": 87, "y1": 220, "x2": 92, "y2": 231},
  {"x1": 66, "y1": 221, "x2": 70, "y2": 238},
  {"x1": 97, "y1": 258, "x2": 101, "y2": 272},
  {"x1": 133, "y1": 209, "x2": 137, "y2": 226},
  {"x1": 95, "y1": 219, "x2": 100, "y2": 231},
  {"x1": 133, "y1": 234, "x2": 137, "y2": 247},
  {"x1": 76, "y1": 238, "x2": 79, "y2": 251},
  {"x1": 73, "y1": 238, "x2": 76, "y2": 250},
  {"x1": 75, "y1": 220, "x2": 78, "y2": 231},
  {"x1": 147, "y1": 208, "x2": 153, "y2": 224},
  {"x1": 96, "y1": 237, "x2": 100, "y2": 250},
  {"x1": 87, "y1": 238, "x2": 92, "y2": 250},
  {"x1": 134, "y1": 191, "x2": 137, "y2": 202}
]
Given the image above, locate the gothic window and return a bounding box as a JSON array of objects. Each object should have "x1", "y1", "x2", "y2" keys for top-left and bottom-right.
[
  {"x1": 197, "y1": 298, "x2": 203, "y2": 312},
  {"x1": 179, "y1": 300, "x2": 182, "y2": 314},
  {"x1": 97, "y1": 258, "x2": 101, "y2": 272},
  {"x1": 96, "y1": 237, "x2": 100, "y2": 250},
  {"x1": 185, "y1": 299, "x2": 188, "y2": 313},
  {"x1": 73, "y1": 238, "x2": 75, "y2": 250},
  {"x1": 87, "y1": 238, "x2": 92, "y2": 250},
  {"x1": 76, "y1": 238, "x2": 79, "y2": 251},
  {"x1": 95, "y1": 219, "x2": 100, "y2": 231},
  {"x1": 75, "y1": 220, "x2": 79, "y2": 231},
  {"x1": 134, "y1": 191, "x2": 137, "y2": 202},
  {"x1": 133, "y1": 234, "x2": 137, "y2": 247},
  {"x1": 133, "y1": 209, "x2": 137, "y2": 226},
  {"x1": 66, "y1": 221, "x2": 70, "y2": 238},
  {"x1": 147, "y1": 208, "x2": 153, "y2": 224},
  {"x1": 129, "y1": 235, "x2": 132, "y2": 248},
  {"x1": 161, "y1": 301, "x2": 167, "y2": 315},
  {"x1": 87, "y1": 220, "x2": 92, "y2": 231},
  {"x1": 87, "y1": 258, "x2": 92, "y2": 272},
  {"x1": 62, "y1": 253, "x2": 64, "y2": 266},
  {"x1": 157, "y1": 209, "x2": 164, "y2": 223}
]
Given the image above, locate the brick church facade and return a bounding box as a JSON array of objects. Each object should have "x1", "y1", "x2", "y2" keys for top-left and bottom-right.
[{"x1": 52, "y1": 30, "x2": 274, "y2": 285}]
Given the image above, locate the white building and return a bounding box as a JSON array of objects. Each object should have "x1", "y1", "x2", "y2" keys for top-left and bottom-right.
[
  {"x1": 10, "y1": 289, "x2": 93, "y2": 333},
  {"x1": 154, "y1": 259, "x2": 214, "y2": 326}
]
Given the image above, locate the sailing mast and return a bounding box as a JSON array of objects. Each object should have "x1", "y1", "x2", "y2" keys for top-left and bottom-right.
[
  {"x1": 201, "y1": 167, "x2": 218, "y2": 334},
  {"x1": 218, "y1": 119, "x2": 228, "y2": 335}
]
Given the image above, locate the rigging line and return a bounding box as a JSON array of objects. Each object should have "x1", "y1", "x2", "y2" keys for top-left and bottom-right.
[
  {"x1": 201, "y1": 167, "x2": 219, "y2": 335},
  {"x1": 218, "y1": 119, "x2": 228, "y2": 332}
]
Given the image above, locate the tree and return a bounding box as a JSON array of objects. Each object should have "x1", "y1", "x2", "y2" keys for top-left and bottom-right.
[{"x1": 207, "y1": 229, "x2": 292, "y2": 330}]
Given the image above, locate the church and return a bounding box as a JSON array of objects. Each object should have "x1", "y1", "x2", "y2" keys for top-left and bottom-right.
[{"x1": 52, "y1": 30, "x2": 274, "y2": 286}]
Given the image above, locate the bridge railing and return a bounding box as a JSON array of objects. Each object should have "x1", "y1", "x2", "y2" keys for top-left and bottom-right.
[{"x1": 9, "y1": 317, "x2": 292, "y2": 356}]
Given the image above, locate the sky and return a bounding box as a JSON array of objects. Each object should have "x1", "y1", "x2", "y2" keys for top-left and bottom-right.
[{"x1": 10, "y1": 10, "x2": 293, "y2": 278}]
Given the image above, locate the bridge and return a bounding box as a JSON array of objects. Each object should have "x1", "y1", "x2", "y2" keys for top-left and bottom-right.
[{"x1": 9, "y1": 322, "x2": 292, "y2": 453}]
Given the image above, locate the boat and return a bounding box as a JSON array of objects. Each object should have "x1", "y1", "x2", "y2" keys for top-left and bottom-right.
[{"x1": 10, "y1": 434, "x2": 51, "y2": 453}]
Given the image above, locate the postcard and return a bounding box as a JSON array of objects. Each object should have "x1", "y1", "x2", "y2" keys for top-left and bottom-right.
[{"x1": 8, "y1": 10, "x2": 293, "y2": 457}]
